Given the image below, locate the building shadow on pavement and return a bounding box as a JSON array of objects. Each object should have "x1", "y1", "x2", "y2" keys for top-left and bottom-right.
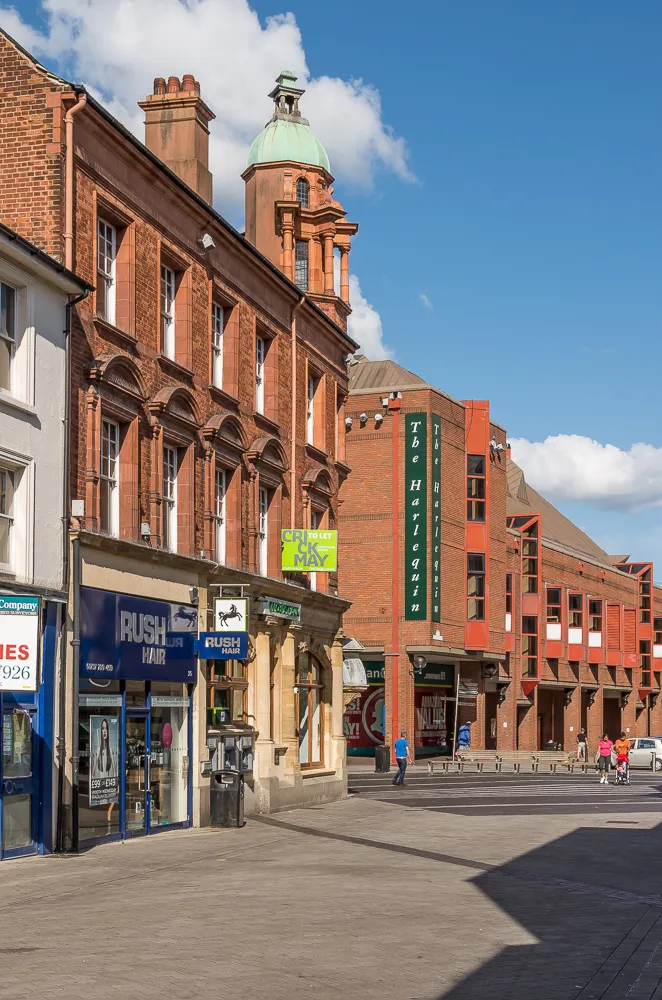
[{"x1": 438, "y1": 817, "x2": 662, "y2": 1000}]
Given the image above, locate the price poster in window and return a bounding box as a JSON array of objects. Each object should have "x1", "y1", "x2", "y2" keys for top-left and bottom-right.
[
  {"x1": 0, "y1": 595, "x2": 40, "y2": 692},
  {"x1": 404, "y1": 414, "x2": 428, "y2": 620},
  {"x1": 89, "y1": 716, "x2": 120, "y2": 807}
]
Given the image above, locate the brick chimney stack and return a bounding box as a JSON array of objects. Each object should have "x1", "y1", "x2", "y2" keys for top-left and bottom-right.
[{"x1": 139, "y1": 75, "x2": 215, "y2": 204}]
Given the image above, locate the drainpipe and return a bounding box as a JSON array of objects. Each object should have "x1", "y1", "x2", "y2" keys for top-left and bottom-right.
[
  {"x1": 57, "y1": 289, "x2": 89, "y2": 852},
  {"x1": 291, "y1": 295, "x2": 305, "y2": 528},
  {"x1": 70, "y1": 533, "x2": 82, "y2": 852},
  {"x1": 388, "y1": 396, "x2": 401, "y2": 760},
  {"x1": 64, "y1": 93, "x2": 87, "y2": 271}
]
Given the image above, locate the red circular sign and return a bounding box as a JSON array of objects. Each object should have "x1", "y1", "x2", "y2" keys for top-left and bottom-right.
[{"x1": 162, "y1": 722, "x2": 173, "y2": 749}]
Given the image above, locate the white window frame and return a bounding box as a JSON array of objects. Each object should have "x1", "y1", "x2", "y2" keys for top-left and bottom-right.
[
  {"x1": 160, "y1": 265, "x2": 176, "y2": 360},
  {"x1": 0, "y1": 281, "x2": 17, "y2": 396},
  {"x1": 258, "y1": 486, "x2": 268, "y2": 575},
  {"x1": 212, "y1": 302, "x2": 224, "y2": 389},
  {"x1": 99, "y1": 419, "x2": 120, "y2": 537},
  {"x1": 0, "y1": 451, "x2": 32, "y2": 581},
  {"x1": 255, "y1": 335, "x2": 265, "y2": 414},
  {"x1": 215, "y1": 466, "x2": 226, "y2": 564},
  {"x1": 163, "y1": 445, "x2": 178, "y2": 552},
  {"x1": 307, "y1": 374, "x2": 315, "y2": 444},
  {"x1": 97, "y1": 219, "x2": 117, "y2": 325},
  {"x1": 0, "y1": 463, "x2": 16, "y2": 572}
]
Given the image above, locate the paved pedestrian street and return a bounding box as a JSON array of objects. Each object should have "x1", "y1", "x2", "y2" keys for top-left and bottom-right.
[{"x1": 1, "y1": 770, "x2": 662, "y2": 999}]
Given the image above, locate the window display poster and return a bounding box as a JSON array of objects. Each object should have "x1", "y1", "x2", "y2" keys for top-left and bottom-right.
[
  {"x1": 344, "y1": 662, "x2": 385, "y2": 756},
  {"x1": 89, "y1": 716, "x2": 120, "y2": 806}
]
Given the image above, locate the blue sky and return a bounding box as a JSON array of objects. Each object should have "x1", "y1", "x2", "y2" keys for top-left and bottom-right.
[{"x1": 6, "y1": 0, "x2": 662, "y2": 567}]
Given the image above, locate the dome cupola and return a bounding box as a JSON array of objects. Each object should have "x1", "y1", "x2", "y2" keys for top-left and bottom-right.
[{"x1": 246, "y1": 71, "x2": 330, "y2": 172}]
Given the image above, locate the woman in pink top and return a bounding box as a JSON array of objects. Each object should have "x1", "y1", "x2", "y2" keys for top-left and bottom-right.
[{"x1": 596, "y1": 733, "x2": 613, "y2": 784}]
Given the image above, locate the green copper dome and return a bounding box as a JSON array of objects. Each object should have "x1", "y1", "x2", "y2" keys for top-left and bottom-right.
[
  {"x1": 247, "y1": 119, "x2": 330, "y2": 172},
  {"x1": 246, "y1": 70, "x2": 330, "y2": 173}
]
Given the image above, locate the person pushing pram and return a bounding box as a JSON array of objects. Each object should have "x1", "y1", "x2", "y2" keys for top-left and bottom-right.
[{"x1": 613, "y1": 731, "x2": 631, "y2": 786}]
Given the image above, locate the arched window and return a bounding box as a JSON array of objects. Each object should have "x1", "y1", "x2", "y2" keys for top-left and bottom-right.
[
  {"x1": 296, "y1": 651, "x2": 324, "y2": 767},
  {"x1": 296, "y1": 177, "x2": 309, "y2": 208}
]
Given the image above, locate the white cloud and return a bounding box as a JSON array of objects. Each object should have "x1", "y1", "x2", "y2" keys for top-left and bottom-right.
[
  {"x1": 510, "y1": 434, "x2": 662, "y2": 512},
  {"x1": 419, "y1": 292, "x2": 433, "y2": 309},
  {"x1": 3, "y1": 0, "x2": 413, "y2": 212},
  {"x1": 347, "y1": 274, "x2": 393, "y2": 360}
]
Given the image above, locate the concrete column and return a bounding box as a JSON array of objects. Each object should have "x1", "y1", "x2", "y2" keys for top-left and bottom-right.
[
  {"x1": 252, "y1": 629, "x2": 274, "y2": 813},
  {"x1": 339, "y1": 246, "x2": 350, "y2": 302},
  {"x1": 327, "y1": 635, "x2": 347, "y2": 777},
  {"x1": 323, "y1": 233, "x2": 335, "y2": 294}
]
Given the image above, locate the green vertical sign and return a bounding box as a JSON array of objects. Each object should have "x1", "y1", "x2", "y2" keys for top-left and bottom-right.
[
  {"x1": 431, "y1": 414, "x2": 441, "y2": 621},
  {"x1": 405, "y1": 413, "x2": 427, "y2": 620}
]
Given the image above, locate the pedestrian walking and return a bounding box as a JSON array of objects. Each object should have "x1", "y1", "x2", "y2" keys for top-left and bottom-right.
[
  {"x1": 613, "y1": 731, "x2": 631, "y2": 784},
  {"x1": 457, "y1": 722, "x2": 471, "y2": 754},
  {"x1": 576, "y1": 728, "x2": 588, "y2": 761},
  {"x1": 596, "y1": 733, "x2": 613, "y2": 784},
  {"x1": 392, "y1": 731, "x2": 412, "y2": 787}
]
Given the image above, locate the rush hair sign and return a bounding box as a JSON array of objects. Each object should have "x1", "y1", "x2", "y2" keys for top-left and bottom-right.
[{"x1": 0, "y1": 595, "x2": 40, "y2": 692}]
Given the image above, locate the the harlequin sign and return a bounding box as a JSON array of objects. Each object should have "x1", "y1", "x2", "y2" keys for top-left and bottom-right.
[
  {"x1": 405, "y1": 414, "x2": 427, "y2": 619},
  {"x1": 281, "y1": 529, "x2": 337, "y2": 572}
]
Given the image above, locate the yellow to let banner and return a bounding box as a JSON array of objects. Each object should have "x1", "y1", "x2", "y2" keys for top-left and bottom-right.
[{"x1": 281, "y1": 529, "x2": 337, "y2": 572}]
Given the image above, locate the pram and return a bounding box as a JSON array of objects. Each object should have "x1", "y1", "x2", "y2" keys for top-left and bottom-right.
[{"x1": 614, "y1": 753, "x2": 630, "y2": 785}]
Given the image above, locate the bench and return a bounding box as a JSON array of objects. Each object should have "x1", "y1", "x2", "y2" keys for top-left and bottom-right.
[
  {"x1": 427, "y1": 751, "x2": 499, "y2": 774},
  {"x1": 495, "y1": 751, "x2": 536, "y2": 773},
  {"x1": 426, "y1": 749, "x2": 576, "y2": 775},
  {"x1": 532, "y1": 750, "x2": 572, "y2": 773}
]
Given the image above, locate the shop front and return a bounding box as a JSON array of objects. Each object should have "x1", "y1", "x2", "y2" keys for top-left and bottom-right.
[
  {"x1": 77, "y1": 586, "x2": 197, "y2": 847},
  {"x1": 345, "y1": 661, "x2": 385, "y2": 757},
  {"x1": 0, "y1": 595, "x2": 57, "y2": 861},
  {"x1": 413, "y1": 661, "x2": 455, "y2": 758}
]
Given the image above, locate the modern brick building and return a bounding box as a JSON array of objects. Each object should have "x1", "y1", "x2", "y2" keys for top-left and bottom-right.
[
  {"x1": 0, "y1": 29, "x2": 360, "y2": 847},
  {"x1": 341, "y1": 356, "x2": 662, "y2": 761}
]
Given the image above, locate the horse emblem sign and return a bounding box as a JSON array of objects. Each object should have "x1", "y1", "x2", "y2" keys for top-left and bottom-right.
[{"x1": 214, "y1": 599, "x2": 249, "y2": 634}]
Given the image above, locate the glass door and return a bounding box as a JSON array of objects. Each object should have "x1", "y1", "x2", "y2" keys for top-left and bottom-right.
[
  {"x1": 125, "y1": 715, "x2": 149, "y2": 837},
  {"x1": 1, "y1": 709, "x2": 35, "y2": 858}
]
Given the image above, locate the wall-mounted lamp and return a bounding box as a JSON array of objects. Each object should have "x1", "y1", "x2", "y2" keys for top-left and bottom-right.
[
  {"x1": 197, "y1": 232, "x2": 215, "y2": 251},
  {"x1": 564, "y1": 688, "x2": 574, "y2": 707},
  {"x1": 359, "y1": 413, "x2": 368, "y2": 425},
  {"x1": 483, "y1": 663, "x2": 498, "y2": 679},
  {"x1": 381, "y1": 397, "x2": 389, "y2": 407},
  {"x1": 621, "y1": 692, "x2": 630, "y2": 708},
  {"x1": 410, "y1": 653, "x2": 427, "y2": 678},
  {"x1": 587, "y1": 690, "x2": 596, "y2": 707}
]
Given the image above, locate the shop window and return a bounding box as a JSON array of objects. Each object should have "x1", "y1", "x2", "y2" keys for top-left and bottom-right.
[
  {"x1": 214, "y1": 467, "x2": 226, "y2": 565},
  {"x1": 0, "y1": 464, "x2": 15, "y2": 569},
  {"x1": 150, "y1": 681, "x2": 189, "y2": 826},
  {"x1": 467, "y1": 455, "x2": 485, "y2": 522},
  {"x1": 641, "y1": 640, "x2": 652, "y2": 688},
  {"x1": 258, "y1": 486, "x2": 269, "y2": 575},
  {"x1": 0, "y1": 281, "x2": 16, "y2": 393},
  {"x1": 207, "y1": 660, "x2": 248, "y2": 727},
  {"x1": 211, "y1": 301, "x2": 224, "y2": 388},
  {"x1": 546, "y1": 588, "x2": 561, "y2": 623},
  {"x1": 589, "y1": 599, "x2": 602, "y2": 633},
  {"x1": 99, "y1": 419, "x2": 120, "y2": 536},
  {"x1": 467, "y1": 552, "x2": 485, "y2": 621},
  {"x1": 522, "y1": 616, "x2": 538, "y2": 677},
  {"x1": 296, "y1": 177, "x2": 309, "y2": 208},
  {"x1": 569, "y1": 593, "x2": 583, "y2": 628},
  {"x1": 296, "y1": 651, "x2": 324, "y2": 767},
  {"x1": 162, "y1": 445, "x2": 178, "y2": 552},
  {"x1": 78, "y1": 707, "x2": 121, "y2": 845},
  {"x1": 295, "y1": 239, "x2": 309, "y2": 291}
]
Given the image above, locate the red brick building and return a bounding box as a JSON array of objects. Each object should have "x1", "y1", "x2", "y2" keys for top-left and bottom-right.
[
  {"x1": 0, "y1": 29, "x2": 359, "y2": 843},
  {"x1": 341, "y1": 357, "x2": 662, "y2": 760}
]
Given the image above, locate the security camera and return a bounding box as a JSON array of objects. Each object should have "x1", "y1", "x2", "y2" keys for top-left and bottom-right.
[
  {"x1": 359, "y1": 413, "x2": 368, "y2": 424},
  {"x1": 495, "y1": 442, "x2": 505, "y2": 452},
  {"x1": 345, "y1": 416, "x2": 353, "y2": 427},
  {"x1": 382, "y1": 397, "x2": 389, "y2": 407},
  {"x1": 197, "y1": 233, "x2": 215, "y2": 251},
  {"x1": 489, "y1": 438, "x2": 498, "y2": 449},
  {"x1": 375, "y1": 413, "x2": 383, "y2": 423}
]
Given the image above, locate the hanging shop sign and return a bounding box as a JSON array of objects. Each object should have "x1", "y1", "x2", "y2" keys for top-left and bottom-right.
[
  {"x1": 258, "y1": 597, "x2": 301, "y2": 622},
  {"x1": 281, "y1": 529, "x2": 337, "y2": 572},
  {"x1": 196, "y1": 632, "x2": 249, "y2": 660},
  {"x1": 80, "y1": 588, "x2": 197, "y2": 683},
  {"x1": 89, "y1": 715, "x2": 120, "y2": 807},
  {"x1": 404, "y1": 413, "x2": 428, "y2": 620},
  {"x1": 0, "y1": 594, "x2": 40, "y2": 692},
  {"x1": 431, "y1": 414, "x2": 441, "y2": 622},
  {"x1": 214, "y1": 598, "x2": 249, "y2": 633}
]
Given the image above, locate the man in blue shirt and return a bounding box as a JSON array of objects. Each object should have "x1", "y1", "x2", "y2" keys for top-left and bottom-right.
[{"x1": 392, "y1": 731, "x2": 412, "y2": 786}]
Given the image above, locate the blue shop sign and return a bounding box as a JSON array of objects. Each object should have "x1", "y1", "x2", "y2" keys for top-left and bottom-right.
[
  {"x1": 196, "y1": 632, "x2": 248, "y2": 660},
  {"x1": 80, "y1": 587, "x2": 198, "y2": 682}
]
